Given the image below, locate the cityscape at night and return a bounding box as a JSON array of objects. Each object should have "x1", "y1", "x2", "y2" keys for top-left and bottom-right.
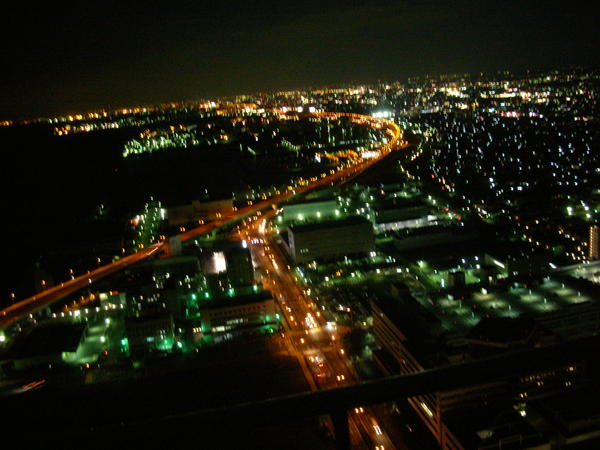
[{"x1": 2, "y1": 2, "x2": 600, "y2": 449}]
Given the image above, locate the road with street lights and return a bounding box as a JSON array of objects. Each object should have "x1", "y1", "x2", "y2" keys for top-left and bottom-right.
[
  {"x1": 238, "y1": 209, "x2": 402, "y2": 449},
  {"x1": 1, "y1": 110, "x2": 406, "y2": 336}
]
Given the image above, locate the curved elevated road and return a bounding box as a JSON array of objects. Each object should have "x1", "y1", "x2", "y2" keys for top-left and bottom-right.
[{"x1": 1, "y1": 110, "x2": 406, "y2": 330}]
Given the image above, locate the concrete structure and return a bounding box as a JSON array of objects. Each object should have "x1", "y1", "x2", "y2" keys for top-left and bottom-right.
[
  {"x1": 393, "y1": 226, "x2": 479, "y2": 252},
  {"x1": 373, "y1": 204, "x2": 435, "y2": 233},
  {"x1": 150, "y1": 255, "x2": 200, "y2": 277},
  {"x1": 201, "y1": 251, "x2": 228, "y2": 275},
  {"x1": 374, "y1": 214, "x2": 437, "y2": 233},
  {"x1": 447, "y1": 271, "x2": 466, "y2": 290},
  {"x1": 287, "y1": 216, "x2": 374, "y2": 263},
  {"x1": 99, "y1": 291, "x2": 126, "y2": 308},
  {"x1": 282, "y1": 200, "x2": 339, "y2": 223},
  {"x1": 199, "y1": 245, "x2": 255, "y2": 290},
  {"x1": 484, "y1": 251, "x2": 549, "y2": 277},
  {"x1": 225, "y1": 246, "x2": 254, "y2": 287},
  {"x1": 125, "y1": 312, "x2": 175, "y2": 357},
  {"x1": 2, "y1": 321, "x2": 86, "y2": 371},
  {"x1": 372, "y1": 290, "x2": 595, "y2": 449},
  {"x1": 198, "y1": 291, "x2": 277, "y2": 338},
  {"x1": 168, "y1": 235, "x2": 182, "y2": 257},
  {"x1": 371, "y1": 296, "x2": 463, "y2": 449},
  {"x1": 167, "y1": 198, "x2": 234, "y2": 226},
  {"x1": 535, "y1": 301, "x2": 600, "y2": 342}
]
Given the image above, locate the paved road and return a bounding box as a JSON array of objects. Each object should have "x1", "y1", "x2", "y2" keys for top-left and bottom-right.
[
  {"x1": 1, "y1": 110, "x2": 405, "y2": 330},
  {"x1": 241, "y1": 211, "x2": 401, "y2": 449},
  {"x1": 0, "y1": 244, "x2": 162, "y2": 329}
]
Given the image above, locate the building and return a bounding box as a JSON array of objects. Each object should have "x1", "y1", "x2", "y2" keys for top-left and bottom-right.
[
  {"x1": 125, "y1": 312, "x2": 175, "y2": 357},
  {"x1": 535, "y1": 301, "x2": 600, "y2": 342},
  {"x1": 198, "y1": 244, "x2": 255, "y2": 292},
  {"x1": 371, "y1": 291, "x2": 594, "y2": 449},
  {"x1": 484, "y1": 248, "x2": 549, "y2": 277},
  {"x1": 2, "y1": 321, "x2": 86, "y2": 371},
  {"x1": 201, "y1": 250, "x2": 228, "y2": 275},
  {"x1": 589, "y1": 225, "x2": 599, "y2": 261},
  {"x1": 287, "y1": 216, "x2": 374, "y2": 263},
  {"x1": 167, "y1": 198, "x2": 234, "y2": 226},
  {"x1": 281, "y1": 199, "x2": 339, "y2": 223},
  {"x1": 374, "y1": 213, "x2": 437, "y2": 233},
  {"x1": 99, "y1": 291, "x2": 126, "y2": 308},
  {"x1": 373, "y1": 203, "x2": 435, "y2": 233},
  {"x1": 392, "y1": 225, "x2": 479, "y2": 252},
  {"x1": 150, "y1": 255, "x2": 200, "y2": 278},
  {"x1": 198, "y1": 291, "x2": 278, "y2": 343},
  {"x1": 371, "y1": 295, "x2": 463, "y2": 449},
  {"x1": 447, "y1": 271, "x2": 466, "y2": 290},
  {"x1": 225, "y1": 246, "x2": 254, "y2": 287}
]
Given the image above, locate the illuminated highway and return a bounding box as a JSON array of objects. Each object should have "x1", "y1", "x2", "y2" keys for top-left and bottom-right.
[
  {"x1": 1, "y1": 110, "x2": 405, "y2": 330},
  {"x1": 0, "y1": 244, "x2": 162, "y2": 329}
]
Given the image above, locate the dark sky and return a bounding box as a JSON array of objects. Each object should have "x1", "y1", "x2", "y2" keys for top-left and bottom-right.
[{"x1": 2, "y1": 0, "x2": 599, "y2": 120}]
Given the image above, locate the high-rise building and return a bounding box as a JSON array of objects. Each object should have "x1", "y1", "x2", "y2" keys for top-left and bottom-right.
[{"x1": 589, "y1": 225, "x2": 599, "y2": 261}]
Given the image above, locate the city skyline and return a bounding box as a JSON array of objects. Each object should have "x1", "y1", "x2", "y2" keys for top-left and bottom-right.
[
  {"x1": 3, "y1": 3, "x2": 600, "y2": 448},
  {"x1": 2, "y1": 0, "x2": 599, "y2": 120},
  {"x1": 2, "y1": 68, "x2": 600, "y2": 449}
]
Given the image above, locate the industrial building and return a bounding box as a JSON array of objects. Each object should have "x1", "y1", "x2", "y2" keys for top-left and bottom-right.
[
  {"x1": 373, "y1": 203, "x2": 435, "y2": 233},
  {"x1": 225, "y1": 246, "x2": 254, "y2": 287},
  {"x1": 484, "y1": 250, "x2": 550, "y2": 277},
  {"x1": 200, "y1": 244, "x2": 255, "y2": 292},
  {"x1": 125, "y1": 312, "x2": 175, "y2": 357},
  {"x1": 167, "y1": 198, "x2": 234, "y2": 226},
  {"x1": 281, "y1": 199, "x2": 339, "y2": 223},
  {"x1": 198, "y1": 291, "x2": 278, "y2": 342},
  {"x1": 372, "y1": 283, "x2": 600, "y2": 449},
  {"x1": 392, "y1": 225, "x2": 479, "y2": 252},
  {"x1": 1, "y1": 321, "x2": 86, "y2": 371},
  {"x1": 286, "y1": 216, "x2": 375, "y2": 263}
]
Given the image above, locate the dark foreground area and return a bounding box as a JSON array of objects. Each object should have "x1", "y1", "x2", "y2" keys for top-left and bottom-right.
[{"x1": 3, "y1": 337, "x2": 333, "y2": 449}]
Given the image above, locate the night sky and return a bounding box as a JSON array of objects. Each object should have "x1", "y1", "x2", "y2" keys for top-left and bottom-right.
[{"x1": 2, "y1": 0, "x2": 599, "y2": 120}]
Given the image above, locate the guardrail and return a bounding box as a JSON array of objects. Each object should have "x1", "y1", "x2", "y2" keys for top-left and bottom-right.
[{"x1": 80, "y1": 335, "x2": 600, "y2": 449}]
